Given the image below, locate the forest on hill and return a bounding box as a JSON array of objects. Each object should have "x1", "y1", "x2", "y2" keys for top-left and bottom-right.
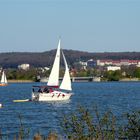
[{"x1": 0, "y1": 50, "x2": 140, "y2": 68}]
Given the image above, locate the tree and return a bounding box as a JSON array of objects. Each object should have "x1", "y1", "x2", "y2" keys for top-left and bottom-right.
[
  {"x1": 134, "y1": 67, "x2": 140, "y2": 78},
  {"x1": 104, "y1": 70, "x2": 122, "y2": 81}
]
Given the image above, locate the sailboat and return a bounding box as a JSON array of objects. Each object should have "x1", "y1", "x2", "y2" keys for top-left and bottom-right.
[
  {"x1": 32, "y1": 40, "x2": 73, "y2": 101},
  {"x1": 0, "y1": 103, "x2": 2, "y2": 108},
  {"x1": 0, "y1": 70, "x2": 8, "y2": 86}
]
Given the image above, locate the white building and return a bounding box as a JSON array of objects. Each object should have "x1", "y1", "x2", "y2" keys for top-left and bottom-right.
[
  {"x1": 137, "y1": 62, "x2": 140, "y2": 67},
  {"x1": 97, "y1": 59, "x2": 140, "y2": 66},
  {"x1": 44, "y1": 67, "x2": 50, "y2": 71},
  {"x1": 38, "y1": 67, "x2": 50, "y2": 72},
  {"x1": 107, "y1": 66, "x2": 121, "y2": 71},
  {"x1": 18, "y1": 64, "x2": 30, "y2": 70},
  {"x1": 120, "y1": 60, "x2": 129, "y2": 66},
  {"x1": 79, "y1": 61, "x2": 87, "y2": 69},
  {"x1": 97, "y1": 60, "x2": 113, "y2": 66}
]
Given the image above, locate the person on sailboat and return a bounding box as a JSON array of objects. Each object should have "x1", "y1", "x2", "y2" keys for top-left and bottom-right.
[
  {"x1": 49, "y1": 88, "x2": 53, "y2": 93},
  {"x1": 43, "y1": 87, "x2": 49, "y2": 93},
  {"x1": 38, "y1": 88, "x2": 42, "y2": 93}
]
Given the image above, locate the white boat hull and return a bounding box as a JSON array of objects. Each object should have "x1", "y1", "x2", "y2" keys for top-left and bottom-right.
[{"x1": 32, "y1": 90, "x2": 72, "y2": 101}]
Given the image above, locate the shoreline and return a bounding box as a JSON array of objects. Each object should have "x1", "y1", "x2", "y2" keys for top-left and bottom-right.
[
  {"x1": 8, "y1": 80, "x2": 33, "y2": 83},
  {"x1": 7, "y1": 78, "x2": 140, "y2": 83}
]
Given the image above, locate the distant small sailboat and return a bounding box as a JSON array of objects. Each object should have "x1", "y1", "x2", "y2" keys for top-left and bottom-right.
[
  {"x1": 0, "y1": 70, "x2": 8, "y2": 86},
  {"x1": 0, "y1": 103, "x2": 2, "y2": 108}
]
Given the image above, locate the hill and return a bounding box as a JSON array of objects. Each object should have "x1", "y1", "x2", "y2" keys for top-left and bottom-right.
[{"x1": 0, "y1": 50, "x2": 140, "y2": 68}]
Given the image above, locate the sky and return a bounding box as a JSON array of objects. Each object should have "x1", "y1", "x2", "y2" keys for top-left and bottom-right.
[{"x1": 0, "y1": 0, "x2": 140, "y2": 53}]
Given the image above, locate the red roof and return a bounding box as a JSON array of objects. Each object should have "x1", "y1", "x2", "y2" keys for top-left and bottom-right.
[
  {"x1": 129, "y1": 60, "x2": 138, "y2": 63},
  {"x1": 100, "y1": 59, "x2": 112, "y2": 62},
  {"x1": 112, "y1": 60, "x2": 120, "y2": 64},
  {"x1": 99, "y1": 59, "x2": 140, "y2": 64},
  {"x1": 120, "y1": 59, "x2": 129, "y2": 62}
]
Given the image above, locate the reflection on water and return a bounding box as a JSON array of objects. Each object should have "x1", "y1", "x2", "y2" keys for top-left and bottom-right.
[{"x1": 0, "y1": 82, "x2": 140, "y2": 138}]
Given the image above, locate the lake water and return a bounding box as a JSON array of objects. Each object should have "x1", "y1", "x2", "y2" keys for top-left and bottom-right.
[{"x1": 0, "y1": 82, "x2": 140, "y2": 138}]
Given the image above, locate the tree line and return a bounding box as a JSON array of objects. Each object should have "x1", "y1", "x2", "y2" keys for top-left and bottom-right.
[
  {"x1": 3, "y1": 66, "x2": 140, "y2": 82},
  {"x1": 0, "y1": 50, "x2": 140, "y2": 68}
]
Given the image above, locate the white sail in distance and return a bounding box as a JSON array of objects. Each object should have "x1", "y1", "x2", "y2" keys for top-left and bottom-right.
[
  {"x1": 47, "y1": 40, "x2": 61, "y2": 86},
  {"x1": 60, "y1": 51, "x2": 72, "y2": 91},
  {"x1": 1, "y1": 71, "x2": 7, "y2": 84}
]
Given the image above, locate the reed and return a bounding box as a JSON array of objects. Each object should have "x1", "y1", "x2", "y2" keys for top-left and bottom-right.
[{"x1": 0, "y1": 106, "x2": 140, "y2": 139}]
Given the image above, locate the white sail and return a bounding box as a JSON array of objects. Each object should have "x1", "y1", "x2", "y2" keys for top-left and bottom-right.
[
  {"x1": 47, "y1": 40, "x2": 61, "y2": 86},
  {"x1": 4, "y1": 73, "x2": 7, "y2": 84},
  {"x1": 1, "y1": 71, "x2": 7, "y2": 84},
  {"x1": 60, "y1": 51, "x2": 72, "y2": 91}
]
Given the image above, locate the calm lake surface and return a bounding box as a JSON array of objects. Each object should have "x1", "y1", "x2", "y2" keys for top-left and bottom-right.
[{"x1": 0, "y1": 82, "x2": 140, "y2": 138}]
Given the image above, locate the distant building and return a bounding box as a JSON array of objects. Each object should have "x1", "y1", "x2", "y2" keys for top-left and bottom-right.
[
  {"x1": 70, "y1": 68, "x2": 77, "y2": 77},
  {"x1": 107, "y1": 66, "x2": 121, "y2": 71},
  {"x1": 122, "y1": 71, "x2": 126, "y2": 76},
  {"x1": 79, "y1": 61, "x2": 87, "y2": 70},
  {"x1": 112, "y1": 60, "x2": 121, "y2": 66},
  {"x1": 44, "y1": 67, "x2": 50, "y2": 71},
  {"x1": 97, "y1": 59, "x2": 113, "y2": 66},
  {"x1": 38, "y1": 67, "x2": 50, "y2": 72},
  {"x1": 128, "y1": 60, "x2": 138, "y2": 65},
  {"x1": 18, "y1": 64, "x2": 30, "y2": 70},
  {"x1": 87, "y1": 59, "x2": 97, "y2": 68},
  {"x1": 120, "y1": 59, "x2": 129, "y2": 66},
  {"x1": 97, "y1": 59, "x2": 140, "y2": 66},
  {"x1": 137, "y1": 62, "x2": 140, "y2": 67}
]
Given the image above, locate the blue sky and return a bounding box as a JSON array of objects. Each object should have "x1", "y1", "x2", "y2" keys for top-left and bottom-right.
[{"x1": 0, "y1": 0, "x2": 140, "y2": 52}]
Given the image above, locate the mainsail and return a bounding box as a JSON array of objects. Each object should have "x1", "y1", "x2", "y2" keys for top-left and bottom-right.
[{"x1": 47, "y1": 40, "x2": 61, "y2": 86}]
